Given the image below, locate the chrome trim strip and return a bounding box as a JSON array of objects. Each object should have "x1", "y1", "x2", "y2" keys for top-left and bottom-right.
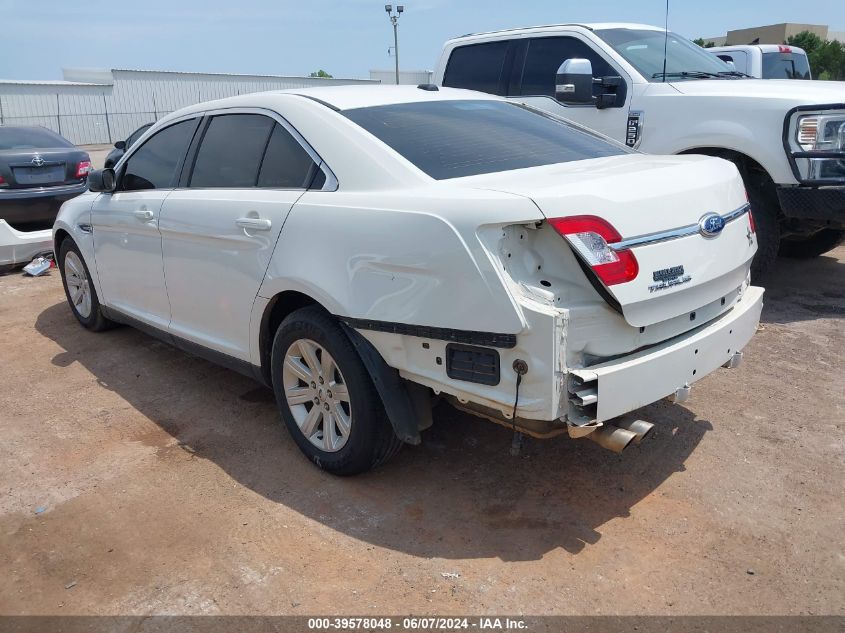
[{"x1": 610, "y1": 203, "x2": 750, "y2": 251}]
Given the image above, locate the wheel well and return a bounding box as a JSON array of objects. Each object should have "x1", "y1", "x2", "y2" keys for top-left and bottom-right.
[
  {"x1": 258, "y1": 290, "x2": 325, "y2": 385},
  {"x1": 53, "y1": 229, "x2": 71, "y2": 256}
]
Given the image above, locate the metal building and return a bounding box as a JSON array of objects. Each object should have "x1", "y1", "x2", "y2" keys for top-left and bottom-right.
[
  {"x1": 369, "y1": 69, "x2": 434, "y2": 85},
  {"x1": 0, "y1": 68, "x2": 377, "y2": 145}
]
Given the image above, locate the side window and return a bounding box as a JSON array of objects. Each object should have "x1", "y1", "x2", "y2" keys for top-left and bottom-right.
[
  {"x1": 519, "y1": 36, "x2": 616, "y2": 98},
  {"x1": 190, "y1": 114, "x2": 275, "y2": 188},
  {"x1": 127, "y1": 124, "x2": 152, "y2": 148},
  {"x1": 257, "y1": 124, "x2": 317, "y2": 189},
  {"x1": 121, "y1": 119, "x2": 198, "y2": 191},
  {"x1": 442, "y1": 41, "x2": 510, "y2": 95}
]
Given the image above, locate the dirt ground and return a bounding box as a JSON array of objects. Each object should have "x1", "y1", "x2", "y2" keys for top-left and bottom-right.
[{"x1": 0, "y1": 207, "x2": 843, "y2": 614}]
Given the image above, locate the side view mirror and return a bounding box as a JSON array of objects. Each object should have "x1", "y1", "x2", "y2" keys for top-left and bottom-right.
[
  {"x1": 725, "y1": 60, "x2": 737, "y2": 70},
  {"x1": 555, "y1": 58, "x2": 594, "y2": 104},
  {"x1": 113, "y1": 140, "x2": 126, "y2": 150},
  {"x1": 88, "y1": 168, "x2": 116, "y2": 193}
]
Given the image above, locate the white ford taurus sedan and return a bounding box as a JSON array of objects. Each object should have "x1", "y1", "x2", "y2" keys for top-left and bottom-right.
[{"x1": 53, "y1": 85, "x2": 763, "y2": 474}]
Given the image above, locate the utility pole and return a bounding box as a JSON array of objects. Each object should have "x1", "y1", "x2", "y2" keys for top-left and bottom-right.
[{"x1": 385, "y1": 4, "x2": 404, "y2": 85}]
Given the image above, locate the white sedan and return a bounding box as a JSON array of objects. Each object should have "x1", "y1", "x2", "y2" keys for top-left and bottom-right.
[{"x1": 53, "y1": 85, "x2": 763, "y2": 474}]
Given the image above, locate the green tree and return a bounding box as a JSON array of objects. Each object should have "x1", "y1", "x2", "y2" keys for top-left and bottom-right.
[
  {"x1": 693, "y1": 38, "x2": 715, "y2": 48},
  {"x1": 787, "y1": 31, "x2": 845, "y2": 80},
  {"x1": 309, "y1": 70, "x2": 334, "y2": 78}
]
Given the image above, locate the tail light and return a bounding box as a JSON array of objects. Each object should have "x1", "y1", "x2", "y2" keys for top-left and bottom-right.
[
  {"x1": 0, "y1": 174, "x2": 6, "y2": 187},
  {"x1": 744, "y1": 190, "x2": 756, "y2": 233},
  {"x1": 75, "y1": 160, "x2": 92, "y2": 179},
  {"x1": 548, "y1": 215, "x2": 639, "y2": 286}
]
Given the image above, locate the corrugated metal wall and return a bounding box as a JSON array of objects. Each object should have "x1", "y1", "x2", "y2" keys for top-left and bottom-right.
[
  {"x1": 0, "y1": 70, "x2": 378, "y2": 145},
  {"x1": 369, "y1": 69, "x2": 434, "y2": 85}
]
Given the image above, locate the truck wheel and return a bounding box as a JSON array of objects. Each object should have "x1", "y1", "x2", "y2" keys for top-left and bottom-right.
[
  {"x1": 779, "y1": 229, "x2": 845, "y2": 259},
  {"x1": 746, "y1": 185, "x2": 780, "y2": 279},
  {"x1": 58, "y1": 239, "x2": 114, "y2": 331},
  {"x1": 270, "y1": 306, "x2": 402, "y2": 475}
]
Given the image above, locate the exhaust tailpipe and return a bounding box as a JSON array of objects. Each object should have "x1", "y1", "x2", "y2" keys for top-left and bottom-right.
[
  {"x1": 612, "y1": 419, "x2": 655, "y2": 445},
  {"x1": 588, "y1": 424, "x2": 638, "y2": 454}
]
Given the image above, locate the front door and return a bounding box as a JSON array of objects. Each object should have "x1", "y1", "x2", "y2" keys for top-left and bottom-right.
[
  {"x1": 90, "y1": 118, "x2": 200, "y2": 328},
  {"x1": 513, "y1": 34, "x2": 632, "y2": 142},
  {"x1": 160, "y1": 112, "x2": 320, "y2": 360}
]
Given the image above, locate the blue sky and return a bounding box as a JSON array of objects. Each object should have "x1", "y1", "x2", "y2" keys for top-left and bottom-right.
[{"x1": 1, "y1": 0, "x2": 842, "y2": 80}]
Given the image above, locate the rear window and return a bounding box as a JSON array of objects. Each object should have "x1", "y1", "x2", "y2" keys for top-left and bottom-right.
[
  {"x1": 343, "y1": 100, "x2": 626, "y2": 180},
  {"x1": 762, "y1": 52, "x2": 811, "y2": 79},
  {"x1": 0, "y1": 126, "x2": 73, "y2": 150}
]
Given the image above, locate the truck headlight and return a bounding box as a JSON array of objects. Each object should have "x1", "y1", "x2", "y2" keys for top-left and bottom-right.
[{"x1": 788, "y1": 111, "x2": 845, "y2": 183}]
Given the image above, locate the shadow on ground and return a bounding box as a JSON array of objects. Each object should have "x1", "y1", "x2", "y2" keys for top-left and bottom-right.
[
  {"x1": 35, "y1": 301, "x2": 715, "y2": 561},
  {"x1": 761, "y1": 252, "x2": 844, "y2": 323}
]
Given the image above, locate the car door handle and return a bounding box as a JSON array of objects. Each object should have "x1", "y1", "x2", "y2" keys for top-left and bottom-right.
[
  {"x1": 235, "y1": 217, "x2": 272, "y2": 231},
  {"x1": 133, "y1": 209, "x2": 154, "y2": 221}
]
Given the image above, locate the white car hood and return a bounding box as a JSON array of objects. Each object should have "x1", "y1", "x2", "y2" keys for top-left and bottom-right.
[{"x1": 670, "y1": 78, "x2": 845, "y2": 105}]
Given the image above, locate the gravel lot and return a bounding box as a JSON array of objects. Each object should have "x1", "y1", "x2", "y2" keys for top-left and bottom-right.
[{"x1": 0, "y1": 146, "x2": 842, "y2": 616}]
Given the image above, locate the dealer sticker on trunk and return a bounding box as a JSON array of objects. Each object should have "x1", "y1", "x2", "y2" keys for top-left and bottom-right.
[{"x1": 649, "y1": 265, "x2": 691, "y2": 293}]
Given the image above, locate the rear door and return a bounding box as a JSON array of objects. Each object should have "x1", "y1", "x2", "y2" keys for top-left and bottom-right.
[
  {"x1": 91, "y1": 117, "x2": 199, "y2": 328},
  {"x1": 159, "y1": 110, "x2": 324, "y2": 360}
]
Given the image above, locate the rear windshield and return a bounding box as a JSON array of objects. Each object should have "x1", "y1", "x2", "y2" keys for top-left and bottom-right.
[
  {"x1": 762, "y1": 52, "x2": 812, "y2": 79},
  {"x1": 0, "y1": 126, "x2": 73, "y2": 150},
  {"x1": 343, "y1": 100, "x2": 626, "y2": 180}
]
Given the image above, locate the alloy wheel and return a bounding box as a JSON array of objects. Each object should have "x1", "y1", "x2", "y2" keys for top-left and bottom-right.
[
  {"x1": 64, "y1": 251, "x2": 92, "y2": 319},
  {"x1": 282, "y1": 338, "x2": 352, "y2": 452}
]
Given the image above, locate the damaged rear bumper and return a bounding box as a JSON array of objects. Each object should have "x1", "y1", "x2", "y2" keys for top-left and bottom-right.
[
  {"x1": 0, "y1": 220, "x2": 53, "y2": 270},
  {"x1": 570, "y1": 285, "x2": 764, "y2": 422}
]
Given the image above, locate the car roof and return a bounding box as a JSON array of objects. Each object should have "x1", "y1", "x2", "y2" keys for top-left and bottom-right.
[
  {"x1": 710, "y1": 44, "x2": 807, "y2": 54},
  {"x1": 447, "y1": 22, "x2": 663, "y2": 43},
  {"x1": 165, "y1": 85, "x2": 501, "y2": 119}
]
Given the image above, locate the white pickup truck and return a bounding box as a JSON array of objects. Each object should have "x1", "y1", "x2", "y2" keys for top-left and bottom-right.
[
  {"x1": 708, "y1": 44, "x2": 812, "y2": 80},
  {"x1": 434, "y1": 23, "x2": 845, "y2": 274}
]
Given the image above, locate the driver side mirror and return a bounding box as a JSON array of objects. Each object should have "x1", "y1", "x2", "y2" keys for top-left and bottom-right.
[
  {"x1": 555, "y1": 58, "x2": 594, "y2": 104},
  {"x1": 88, "y1": 168, "x2": 116, "y2": 193},
  {"x1": 113, "y1": 140, "x2": 126, "y2": 150}
]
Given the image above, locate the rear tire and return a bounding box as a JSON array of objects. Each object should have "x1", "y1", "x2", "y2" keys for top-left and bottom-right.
[
  {"x1": 779, "y1": 229, "x2": 845, "y2": 259},
  {"x1": 270, "y1": 306, "x2": 402, "y2": 475},
  {"x1": 58, "y1": 239, "x2": 113, "y2": 331}
]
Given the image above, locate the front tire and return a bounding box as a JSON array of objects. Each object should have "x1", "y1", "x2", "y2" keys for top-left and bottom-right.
[
  {"x1": 746, "y1": 184, "x2": 780, "y2": 279},
  {"x1": 779, "y1": 228, "x2": 845, "y2": 259},
  {"x1": 58, "y1": 239, "x2": 113, "y2": 331},
  {"x1": 270, "y1": 306, "x2": 402, "y2": 475}
]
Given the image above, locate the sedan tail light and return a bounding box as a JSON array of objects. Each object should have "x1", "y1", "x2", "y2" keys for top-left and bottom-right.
[
  {"x1": 75, "y1": 160, "x2": 92, "y2": 179},
  {"x1": 0, "y1": 175, "x2": 6, "y2": 187},
  {"x1": 744, "y1": 190, "x2": 756, "y2": 233},
  {"x1": 548, "y1": 215, "x2": 639, "y2": 286}
]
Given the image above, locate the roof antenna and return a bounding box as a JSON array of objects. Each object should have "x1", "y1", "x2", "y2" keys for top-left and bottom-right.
[{"x1": 661, "y1": 0, "x2": 669, "y2": 83}]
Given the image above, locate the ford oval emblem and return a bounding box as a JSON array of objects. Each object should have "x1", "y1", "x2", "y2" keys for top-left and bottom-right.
[{"x1": 699, "y1": 212, "x2": 726, "y2": 237}]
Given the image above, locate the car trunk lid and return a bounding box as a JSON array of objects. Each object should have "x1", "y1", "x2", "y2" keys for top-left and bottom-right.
[
  {"x1": 460, "y1": 153, "x2": 757, "y2": 327},
  {"x1": 0, "y1": 147, "x2": 88, "y2": 188}
]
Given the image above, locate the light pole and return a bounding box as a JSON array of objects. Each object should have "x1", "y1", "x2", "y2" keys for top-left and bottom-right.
[{"x1": 385, "y1": 4, "x2": 404, "y2": 84}]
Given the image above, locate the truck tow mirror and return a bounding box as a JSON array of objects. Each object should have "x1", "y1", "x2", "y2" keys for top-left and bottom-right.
[{"x1": 555, "y1": 58, "x2": 594, "y2": 104}]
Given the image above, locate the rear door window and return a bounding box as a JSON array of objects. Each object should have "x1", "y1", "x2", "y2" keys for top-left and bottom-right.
[
  {"x1": 121, "y1": 119, "x2": 198, "y2": 191},
  {"x1": 257, "y1": 124, "x2": 317, "y2": 189},
  {"x1": 442, "y1": 41, "x2": 511, "y2": 95},
  {"x1": 190, "y1": 114, "x2": 275, "y2": 188}
]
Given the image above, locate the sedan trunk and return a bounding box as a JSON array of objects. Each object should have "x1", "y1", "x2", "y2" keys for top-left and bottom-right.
[{"x1": 463, "y1": 153, "x2": 757, "y2": 327}]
